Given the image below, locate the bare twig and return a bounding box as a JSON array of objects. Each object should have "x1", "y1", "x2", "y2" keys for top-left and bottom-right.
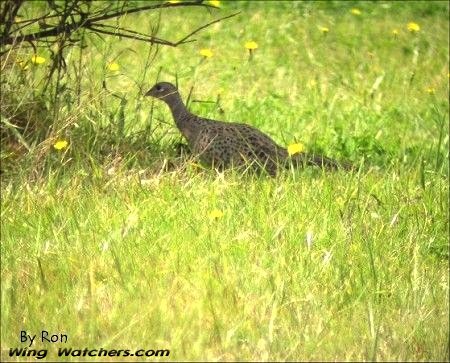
[
  {"x1": 86, "y1": 25, "x2": 176, "y2": 46},
  {"x1": 88, "y1": 23, "x2": 174, "y2": 46},
  {"x1": 86, "y1": 1, "x2": 217, "y2": 24},
  {"x1": 0, "y1": 0, "x2": 24, "y2": 39},
  {"x1": 175, "y1": 11, "x2": 241, "y2": 45},
  {"x1": 0, "y1": 1, "x2": 224, "y2": 48}
]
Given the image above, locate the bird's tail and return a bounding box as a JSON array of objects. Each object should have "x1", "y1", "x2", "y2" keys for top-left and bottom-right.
[{"x1": 289, "y1": 152, "x2": 353, "y2": 171}]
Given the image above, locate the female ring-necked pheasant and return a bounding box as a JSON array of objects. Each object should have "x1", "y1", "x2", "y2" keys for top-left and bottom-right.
[{"x1": 145, "y1": 82, "x2": 350, "y2": 175}]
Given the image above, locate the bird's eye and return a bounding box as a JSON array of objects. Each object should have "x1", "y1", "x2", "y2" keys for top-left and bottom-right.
[{"x1": 155, "y1": 84, "x2": 163, "y2": 92}]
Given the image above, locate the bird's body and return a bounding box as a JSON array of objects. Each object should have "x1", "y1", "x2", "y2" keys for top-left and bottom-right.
[
  {"x1": 146, "y1": 82, "x2": 349, "y2": 175},
  {"x1": 178, "y1": 114, "x2": 288, "y2": 175}
]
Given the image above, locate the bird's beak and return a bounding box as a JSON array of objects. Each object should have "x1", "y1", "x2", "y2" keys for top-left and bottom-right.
[{"x1": 144, "y1": 89, "x2": 152, "y2": 97}]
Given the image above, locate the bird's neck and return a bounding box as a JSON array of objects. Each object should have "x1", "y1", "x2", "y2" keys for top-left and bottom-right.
[{"x1": 166, "y1": 95, "x2": 195, "y2": 137}]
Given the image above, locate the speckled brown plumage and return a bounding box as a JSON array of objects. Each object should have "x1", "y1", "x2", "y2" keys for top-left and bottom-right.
[{"x1": 145, "y1": 82, "x2": 349, "y2": 175}]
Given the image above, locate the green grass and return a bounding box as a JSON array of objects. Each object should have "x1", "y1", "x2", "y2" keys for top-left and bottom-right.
[{"x1": 1, "y1": 1, "x2": 449, "y2": 361}]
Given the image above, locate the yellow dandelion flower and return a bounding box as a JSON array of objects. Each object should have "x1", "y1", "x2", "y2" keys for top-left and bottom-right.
[
  {"x1": 53, "y1": 140, "x2": 69, "y2": 150},
  {"x1": 244, "y1": 41, "x2": 258, "y2": 50},
  {"x1": 199, "y1": 48, "x2": 213, "y2": 58},
  {"x1": 167, "y1": 0, "x2": 181, "y2": 3},
  {"x1": 287, "y1": 143, "x2": 305, "y2": 156},
  {"x1": 31, "y1": 55, "x2": 46, "y2": 64},
  {"x1": 107, "y1": 62, "x2": 120, "y2": 71},
  {"x1": 350, "y1": 8, "x2": 361, "y2": 15},
  {"x1": 392, "y1": 29, "x2": 399, "y2": 36},
  {"x1": 319, "y1": 26, "x2": 329, "y2": 34},
  {"x1": 407, "y1": 22, "x2": 420, "y2": 32},
  {"x1": 426, "y1": 87, "x2": 435, "y2": 95},
  {"x1": 209, "y1": 209, "x2": 224, "y2": 219},
  {"x1": 208, "y1": 0, "x2": 221, "y2": 7},
  {"x1": 307, "y1": 79, "x2": 317, "y2": 88}
]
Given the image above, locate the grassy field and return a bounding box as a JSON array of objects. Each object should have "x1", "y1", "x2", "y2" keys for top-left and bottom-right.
[{"x1": 1, "y1": 1, "x2": 449, "y2": 361}]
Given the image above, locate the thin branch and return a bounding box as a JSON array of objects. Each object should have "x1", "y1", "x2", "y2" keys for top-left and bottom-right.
[
  {"x1": 1, "y1": 23, "x2": 80, "y2": 46},
  {"x1": 87, "y1": 1, "x2": 217, "y2": 23},
  {"x1": 0, "y1": 0, "x2": 239, "y2": 61},
  {"x1": 85, "y1": 25, "x2": 176, "y2": 47},
  {"x1": 175, "y1": 11, "x2": 241, "y2": 45},
  {"x1": 1, "y1": 0, "x2": 24, "y2": 39},
  {"x1": 90, "y1": 23, "x2": 169, "y2": 45},
  {"x1": 0, "y1": 2, "x2": 218, "y2": 46}
]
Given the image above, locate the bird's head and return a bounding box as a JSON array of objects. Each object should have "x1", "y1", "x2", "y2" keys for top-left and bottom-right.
[{"x1": 145, "y1": 82, "x2": 179, "y2": 101}]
